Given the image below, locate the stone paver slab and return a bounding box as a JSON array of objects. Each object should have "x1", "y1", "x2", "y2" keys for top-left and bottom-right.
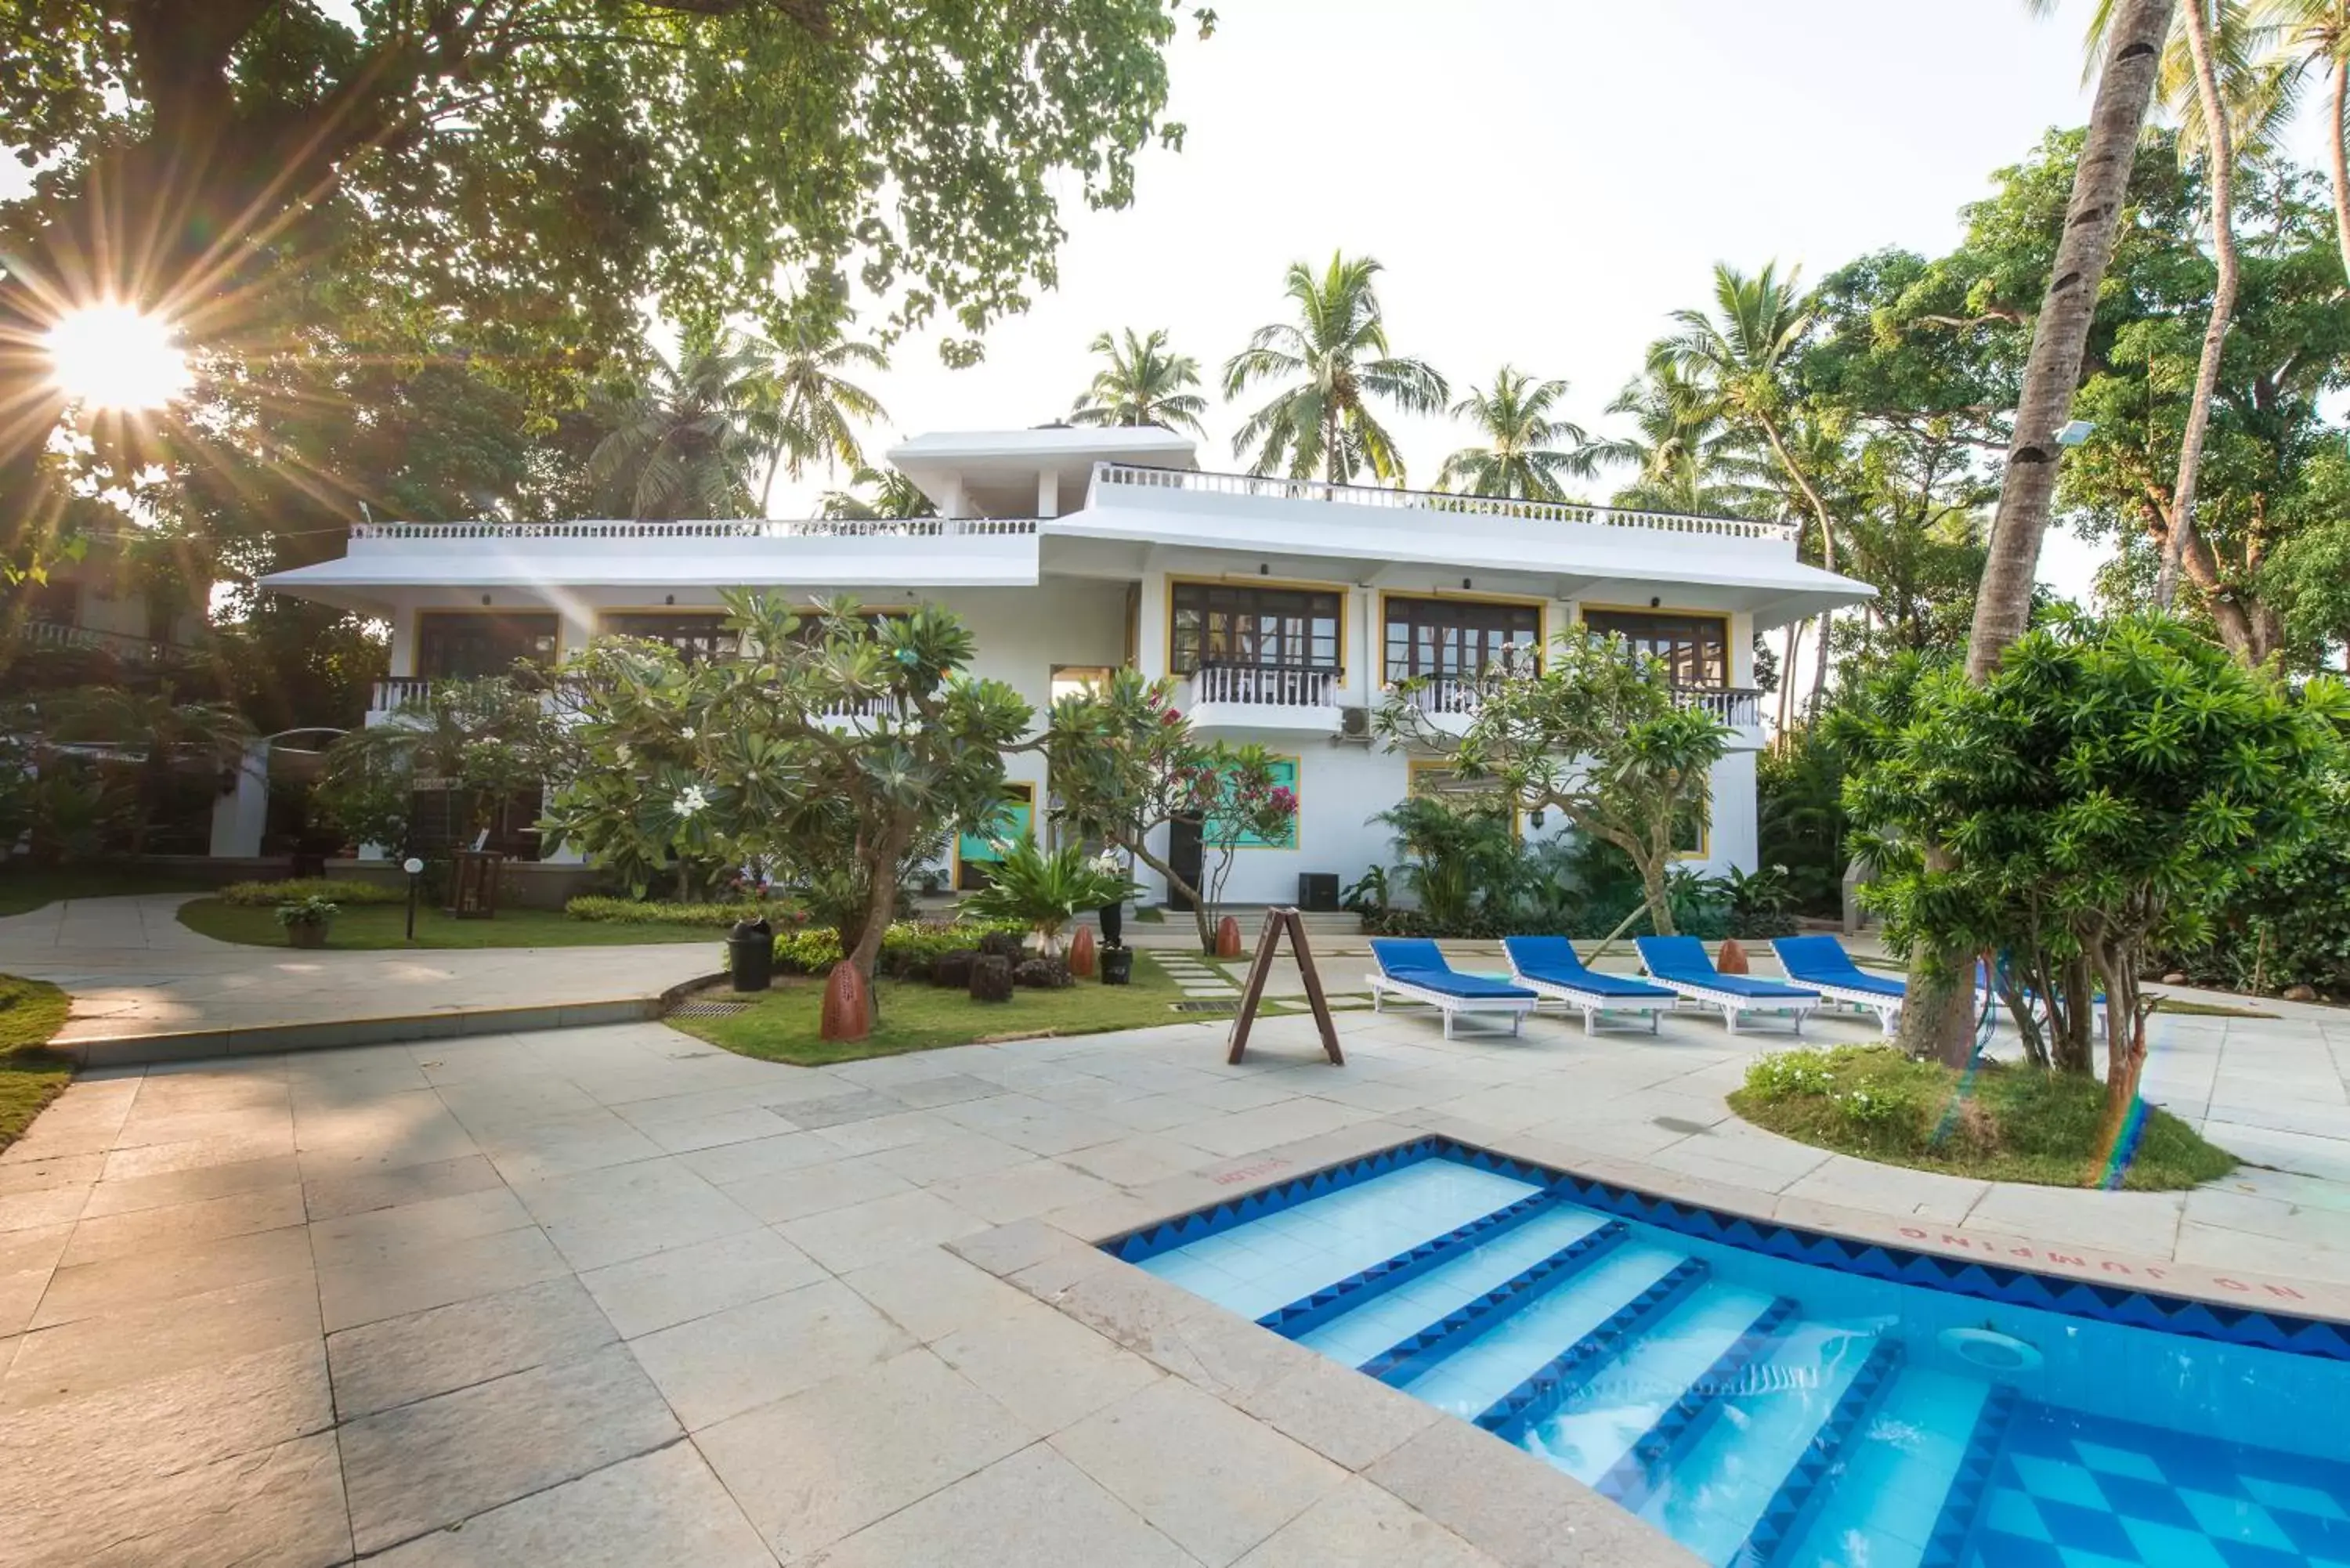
[
  {"x1": 578, "y1": 1227, "x2": 824, "y2": 1340},
  {"x1": 327, "y1": 1274, "x2": 618, "y2": 1419},
  {"x1": 934, "y1": 1296, "x2": 1166, "y2": 1434},
  {"x1": 627, "y1": 1277, "x2": 913, "y2": 1430},
  {"x1": 805, "y1": 1440, "x2": 1195, "y2": 1568}
]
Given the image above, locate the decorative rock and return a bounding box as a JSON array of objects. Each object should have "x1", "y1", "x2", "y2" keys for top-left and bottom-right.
[
  {"x1": 978, "y1": 931, "x2": 1025, "y2": 962},
  {"x1": 970, "y1": 955, "x2": 1014, "y2": 1003},
  {"x1": 1716, "y1": 938, "x2": 1750, "y2": 974},
  {"x1": 2284, "y1": 985, "x2": 2319, "y2": 1003},
  {"x1": 1215, "y1": 914, "x2": 1243, "y2": 959},
  {"x1": 931, "y1": 949, "x2": 978, "y2": 988},
  {"x1": 819, "y1": 963, "x2": 870, "y2": 1042},
  {"x1": 2161, "y1": 971, "x2": 2188, "y2": 985},
  {"x1": 1067, "y1": 925, "x2": 1097, "y2": 979},
  {"x1": 1014, "y1": 957, "x2": 1071, "y2": 990}
]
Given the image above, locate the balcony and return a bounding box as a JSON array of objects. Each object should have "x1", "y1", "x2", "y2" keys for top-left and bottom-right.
[
  {"x1": 14, "y1": 620, "x2": 200, "y2": 665},
  {"x1": 1392, "y1": 678, "x2": 1765, "y2": 747},
  {"x1": 1178, "y1": 664, "x2": 1343, "y2": 732}
]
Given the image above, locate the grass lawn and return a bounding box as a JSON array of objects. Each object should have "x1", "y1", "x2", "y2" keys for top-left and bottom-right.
[
  {"x1": 177, "y1": 898, "x2": 721, "y2": 950},
  {"x1": 1729, "y1": 1044, "x2": 2236, "y2": 1191},
  {"x1": 0, "y1": 975, "x2": 72, "y2": 1150},
  {"x1": 671, "y1": 951, "x2": 1188, "y2": 1066},
  {"x1": 0, "y1": 867, "x2": 212, "y2": 917}
]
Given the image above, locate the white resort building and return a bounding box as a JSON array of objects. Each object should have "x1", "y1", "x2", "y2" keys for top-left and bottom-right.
[{"x1": 258, "y1": 426, "x2": 1873, "y2": 906}]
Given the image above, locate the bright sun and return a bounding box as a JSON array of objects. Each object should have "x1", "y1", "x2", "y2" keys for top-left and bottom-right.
[{"x1": 44, "y1": 302, "x2": 190, "y2": 410}]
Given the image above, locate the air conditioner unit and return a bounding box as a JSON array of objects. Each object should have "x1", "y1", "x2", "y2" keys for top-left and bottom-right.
[{"x1": 1339, "y1": 706, "x2": 1371, "y2": 739}]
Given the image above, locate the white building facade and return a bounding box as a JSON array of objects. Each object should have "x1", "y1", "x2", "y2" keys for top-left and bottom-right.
[{"x1": 260, "y1": 427, "x2": 1873, "y2": 905}]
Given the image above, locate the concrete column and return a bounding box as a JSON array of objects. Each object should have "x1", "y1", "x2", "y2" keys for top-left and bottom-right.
[
  {"x1": 1036, "y1": 468, "x2": 1061, "y2": 519},
  {"x1": 209, "y1": 740, "x2": 269, "y2": 858},
  {"x1": 1343, "y1": 586, "x2": 1375, "y2": 705},
  {"x1": 1134, "y1": 569, "x2": 1170, "y2": 681},
  {"x1": 941, "y1": 474, "x2": 969, "y2": 519}
]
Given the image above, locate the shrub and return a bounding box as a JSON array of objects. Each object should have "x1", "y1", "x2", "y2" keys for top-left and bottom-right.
[
  {"x1": 274, "y1": 894, "x2": 339, "y2": 928},
  {"x1": 566, "y1": 896, "x2": 803, "y2": 929},
  {"x1": 970, "y1": 954, "x2": 1014, "y2": 1003},
  {"x1": 2150, "y1": 788, "x2": 2350, "y2": 999},
  {"x1": 1014, "y1": 956, "x2": 1072, "y2": 989},
  {"x1": 771, "y1": 918, "x2": 1028, "y2": 978},
  {"x1": 219, "y1": 878, "x2": 403, "y2": 907},
  {"x1": 1742, "y1": 1048, "x2": 1841, "y2": 1103}
]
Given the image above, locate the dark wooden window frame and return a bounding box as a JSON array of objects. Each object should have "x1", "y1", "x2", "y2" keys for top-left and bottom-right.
[
  {"x1": 1170, "y1": 582, "x2": 1343, "y2": 675},
  {"x1": 1580, "y1": 609, "x2": 1729, "y2": 689},
  {"x1": 1382, "y1": 596, "x2": 1542, "y2": 681}
]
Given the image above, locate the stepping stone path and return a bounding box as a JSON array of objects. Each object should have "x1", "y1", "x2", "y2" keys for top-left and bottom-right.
[{"x1": 1152, "y1": 952, "x2": 1239, "y2": 998}]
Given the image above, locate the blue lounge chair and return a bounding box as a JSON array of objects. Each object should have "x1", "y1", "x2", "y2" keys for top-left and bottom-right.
[
  {"x1": 1502, "y1": 937, "x2": 1678, "y2": 1036},
  {"x1": 1367, "y1": 939, "x2": 1538, "y2": 1040},
  {"x1": 1772, "y1": 935, "x2": 1907, "y2": 1035},
  {"x1": 1634, "y1": 936, "x2": 1820, "y2": 1035}
]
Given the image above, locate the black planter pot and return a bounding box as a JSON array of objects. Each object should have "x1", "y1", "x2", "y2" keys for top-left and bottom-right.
[
  {"x1": 1100, "y1": 946, "x2": 1135, "y2": 985},
  {"x1": 1098, "y1": 900, "x2": 1124, "y2": 948}
]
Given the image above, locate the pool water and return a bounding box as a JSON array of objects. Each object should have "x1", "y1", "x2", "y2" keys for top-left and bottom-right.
[{"x1": 1116, "y1": 1145, "x2": 2350, "y2": 1568}]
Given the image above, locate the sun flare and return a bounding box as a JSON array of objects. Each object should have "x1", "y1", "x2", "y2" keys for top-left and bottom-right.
[{"x1": 44, "y1": 302, "x2": 190, "y2": 410}]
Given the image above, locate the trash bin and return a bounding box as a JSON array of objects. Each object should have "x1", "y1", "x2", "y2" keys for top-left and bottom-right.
[
  {"x1": 1297, "y1": 872, "x2": 1340, "y2": 912},
  {"x1": 728, "y1": 918, "x2": 775, "y2": 992}
]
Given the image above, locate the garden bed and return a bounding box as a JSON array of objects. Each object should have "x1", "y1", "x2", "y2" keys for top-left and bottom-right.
[
  {"x1": 1727, "y1": 1044, "x2": 2236, "y2": 1191},
  {"x1": 176, "y1": 899, "x2": 719, "y2": 949},
  {"x1": 0, "y1": 975, "x2": 72, "y2": 1149},
  {"x1": 667, "y1": 950, "x2": 1182, "y2": 1066}
]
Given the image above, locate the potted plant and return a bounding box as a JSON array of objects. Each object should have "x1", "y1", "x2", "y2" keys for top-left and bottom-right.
[
  {"x1": 276, "y1": 894, "x2": 338, "y2": 948},
  {"x1": 960, "y1": 839, "x2": 1138, "y2": 959}
]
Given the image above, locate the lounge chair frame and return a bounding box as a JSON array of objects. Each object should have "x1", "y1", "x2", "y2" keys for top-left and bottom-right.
[
  {"x1": 1365, "y1": 973, "x2": 1535, "y2": 1041},
  {"x1": 1500, "y1": 941, "x2": 1675, "y2": 1038}
]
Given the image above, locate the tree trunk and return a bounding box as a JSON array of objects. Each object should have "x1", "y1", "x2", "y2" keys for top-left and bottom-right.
[
  {"x1": 1638, "y1": 855, "x2": 1676, "y2": 937},
  {"x1": 1968, "y1": 0, "x2": 2175, "y2": 677},
  {"x1": 846, "y1": 818, "x2": 914, "y2": 1026},
  {"x1": 2331, "y1": 60, "x2": 2350, "y2": 295},
  {"x1": 2157, "y1": 0, "x2": 2241, "y2": 611},
  {"x1": 1129, "y1": 835, "x2": 1214, "y2": 953},
  {"x1": 1806, "y1": 610, "x2": 1832, "y2": 720}
]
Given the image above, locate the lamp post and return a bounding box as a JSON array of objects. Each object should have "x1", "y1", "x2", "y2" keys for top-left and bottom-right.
[{"x1": 403, "y1": 857, "x2": 425, "y2": 942}]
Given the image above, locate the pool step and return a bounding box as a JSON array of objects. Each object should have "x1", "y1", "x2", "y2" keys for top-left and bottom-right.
[
  {"x1": 1918, "y1": 1385, "x2": 2020, "y2": 1568},
  {"x1": 1476, "y1": 1257, "x2": 1712, "y2": 1443},
  {"x1": 1255, "y1": 1188, "x2": 1558, "y2": 1341},
  {"x1": 1357, "y1": 1220, "x2": 1633, "y2": 1387},
  {"x1": 1768, "y1": 1365, "x2": 1994, "y2": 1568},
  {"x1": 1730, "y1": 1335, "x2": 1906, "y2": 1566},
  {"x1": 1593, "y1": 1295, "x2": 1802, "y2": 1512}
]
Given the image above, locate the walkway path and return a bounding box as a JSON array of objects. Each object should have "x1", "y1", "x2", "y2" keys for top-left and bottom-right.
[
  {"x1": 0, "y1": 895, "x2": 714, "y2": 1048},
  {"x1": 4, "y1": 995, "x2": 2349, "y2": 1565}
]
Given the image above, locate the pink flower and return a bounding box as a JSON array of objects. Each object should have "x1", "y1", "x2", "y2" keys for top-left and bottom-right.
[{"x1": 1161, "y1": 708, "x2": 1183, "y2": 725}]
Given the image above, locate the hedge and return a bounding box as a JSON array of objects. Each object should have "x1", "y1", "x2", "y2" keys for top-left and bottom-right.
[
  {"x1": 772, "y1": 918, "x2": 1031, "y2": 979},
  {"x1": 566, "y1": 896, "x2": 804, "y2": 929},
  {"x1": 217, "y1": 879, "x2": 405, "y2": 908}
]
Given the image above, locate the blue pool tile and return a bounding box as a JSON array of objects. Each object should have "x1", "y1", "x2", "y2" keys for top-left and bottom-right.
[
  {"x1": 2245, "y1": 1479, "x2": 2350, "y2": 1523},
  {"x1": 2077, "y1": 1440, "x2": 2172, "y2": 1484},
  {"x1": 2037, "y1": 1497, "x2": 2142, "y2": 1559},
  {"x1": 2098, "y1": 1472, "x2": 2205, "y2": 1532},
  {"x1": 1987, "y1": 1489, "x2": 2055, "y2": 1542},
  {"x1": 2180, "y1": 1490, "x2": 2299, "y2": 1552},
  {"x1": 2052, "y1": 1552, "x2": 2141, "y2": 1568},
  {"x1": 2118, "y1": 1516, "x2": 2234, "y2": 1568},
  {"x1": 2218, "y1": 1541, "x2": 2320, "y2": 1568},
  {"x1": 1979, "y1": 1535, "x2": 2066, "y2": 1568},
  {"x1": 2014, "y1": 1454, "x2": 2113, "y2": 1512}
]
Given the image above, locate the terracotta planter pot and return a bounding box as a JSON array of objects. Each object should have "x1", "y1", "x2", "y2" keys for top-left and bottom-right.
[
  {"x1": 286, "y1": 923, "x2": 328, "y2": 949},
  {"x1": 1214, "y1": 914, "x2": 1243, "y2": 959},
  {"x1": 1067, "y1": 926, "x2": 1097, "y2": 979},
  {"x1": 1716, "y1": 938, "x2": 1750, "y2": 974}
]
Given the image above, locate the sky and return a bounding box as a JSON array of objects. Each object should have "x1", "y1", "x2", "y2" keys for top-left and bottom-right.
[{"x1": 765, "y1": 0, "x2": 2337, "y2": 605}]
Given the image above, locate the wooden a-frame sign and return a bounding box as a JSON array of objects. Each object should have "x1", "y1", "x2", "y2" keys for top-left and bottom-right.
[{"x1": 1226, "y1": 906, "x2": 1344, "y2": 1067}]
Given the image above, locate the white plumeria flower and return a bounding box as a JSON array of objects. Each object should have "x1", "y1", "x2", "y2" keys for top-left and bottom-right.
[
  {"x1": 674, "y1": 785, "x2": 710, "y2": 819},
  {"x1": 680, "y1": 725, "x2": 697, "y2": 741},
  {"x1": 614, "y1": 743, "x2": 632, "y2": 764}
]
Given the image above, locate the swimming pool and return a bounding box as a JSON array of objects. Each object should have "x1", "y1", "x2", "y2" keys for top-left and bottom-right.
[{"x1": 1104, "y1": 1139, "x2": 2350, "y2": 1568}]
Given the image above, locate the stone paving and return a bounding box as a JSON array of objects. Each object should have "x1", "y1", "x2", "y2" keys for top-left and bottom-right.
[
  {"x1": 0, "y1": 894, "x2": 714, "y2": 1046},
  {"x1": 4, "y1": 985, "x2": 2349, "y2": 1566}
]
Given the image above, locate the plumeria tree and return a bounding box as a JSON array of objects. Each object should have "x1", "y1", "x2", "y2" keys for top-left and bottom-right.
[
  {"x1": 544, "y1": 592, "x2": 1032, "y2": 1021},
  {"x1": 1042, "y1": 669, "x2": 1297, "y2": 952},
  {"x1": 1377, "y1": 633, "x2": 1730, "y2": 937},
  {"x1": 316, "y1": 675, "x2": 576, "y2": 861}
]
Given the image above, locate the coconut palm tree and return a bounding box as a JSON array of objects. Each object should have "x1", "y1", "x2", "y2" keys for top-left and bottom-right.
[
  {"x1": 2258, "y1": 0, "x2": 2350, "y2": 279},
  {"x1": 588, "y1": 336, "x2": 768, "y2": 520},
  {"x1": 1069, "y1": 328, "x2": 1209, "y2": 436},
  {"x1": 1222, "y1": 253, "x2": 1448, "y2": 486},
  {"x1": 817, "y1": 465, "x2": 935, "y2": 521},
  {"x1": 1589, "y1": 363, "x2": 1773, "y2": 518},
  {"x1": 746, "y1": 321, "x2": 888, "y2": 514},
  {"x1": 1434, "y1": 368, "x2": 1597, "y2": 500}
]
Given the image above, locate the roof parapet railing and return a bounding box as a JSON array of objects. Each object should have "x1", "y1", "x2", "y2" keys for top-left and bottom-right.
[
  {"x1": 1088, "y1": 463, "x2": 1800, "y2": 544},
  {"x1": 349, "y1": 517, "x2": 1041, "y2": 541}
]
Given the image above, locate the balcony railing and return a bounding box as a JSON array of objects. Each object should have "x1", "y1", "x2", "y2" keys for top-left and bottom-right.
[
  {"x1": 1675, "y1": 686, "x2": 1762, "y2": 727},
  {"x1": 1184, "y1": 664, "x2": 1340, "y2": 708},
  {"x1": 15, "y1": 620, "x2": 197, "y2": 663},
  {"x1": 349, "y1": 517, "x2": 1039, "y2": 542},
  {"x1": 1092, "y1": 464, "x2": 1800, "y2": 543}
]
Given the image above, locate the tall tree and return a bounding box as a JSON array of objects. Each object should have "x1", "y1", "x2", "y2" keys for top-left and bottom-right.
[
  {"x1": 0, "y1": 0, "x2": 1205, "y2": 558},
  {"x1": 818, "y1": 466, "x2": 938, "y2": 522},
  {"x1": 588, "y1": 337, "x2": 770, "y2": 521},
  {"x1": 1651, "y1": 263, "x2": 1844, "y2": 713},
  {"x1": 1222, "y1": 253, "x2": 1448, "y2": 485},
  {"x1": 2259, "y1": 0, "x2": 2350, "y2": 279},
  {"x1": 1068, "y1": 328, "x2": 1209, "y2": 435},
  {"x1": 1435, "y1": 367, "x2": 1597, "y2": 500},
  {"x1": 1592, "y1": 364, "x2": 1774, "y2": 518},
  {"x1": 747, "y1": 320, "x2": 888, "y2": 515},
  {"x1": 1902, "y1": 0, "x2": 2177, "y2": 1066}
]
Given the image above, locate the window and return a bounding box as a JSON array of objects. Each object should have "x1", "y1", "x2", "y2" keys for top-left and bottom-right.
[
  {"x1": 1050, "y1": 665, "x2": 1115, "y2": 704},
  {"x1": 954, "y1": 782, "x2": 1035, "y2": 891},
  {"x1": 415, "y1": 612, "x2": 559, "y2": 681},
  {"x1": 1383, "y1": 597, "x2": 1540, "y2": 682},
  {"x1": 1672, "y1": 782, "x2": 1710, "y2": 858},
  {"x1": 1581, "y1": 610, "x2": 1727, "y2": 688},
  {"x1": 1206, "y1": 756, "x2": 1300, "y2": 849},
  {"x1": 601, "y1": 612, "x2": 736, "y2": 663},
  {"x1": 1170, "y1": 583, "x2": 1340, "y2": 674}
]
